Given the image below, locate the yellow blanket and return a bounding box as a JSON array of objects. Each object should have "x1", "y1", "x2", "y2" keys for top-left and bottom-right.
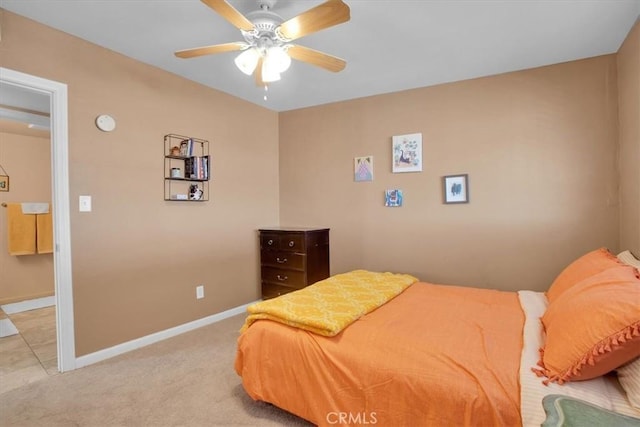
[{"x1": 241, "y1": 270, "x2": 418, "y2": 336}]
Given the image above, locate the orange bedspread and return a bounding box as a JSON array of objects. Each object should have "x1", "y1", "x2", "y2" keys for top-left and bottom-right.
[{"x1": 235, "y1": 282, "x2": 525, "y2": 426}]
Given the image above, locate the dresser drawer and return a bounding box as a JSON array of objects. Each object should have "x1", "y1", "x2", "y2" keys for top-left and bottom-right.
[
  {"x1": 260, "y1": 251, "x2": 305, "y2": 270},
  {"x1": 260, "y1": 233, "x2": 305, "y2": 252},
  {"x1": 262, "y1": 283, "x2": 300, "y2": 299},
  {"x1": 261, "y1": 267, "x2": 306, "y2": 288}
]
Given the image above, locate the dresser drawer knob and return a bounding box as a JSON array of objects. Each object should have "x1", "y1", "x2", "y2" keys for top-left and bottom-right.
[
  {"x1": 276, "y1": 257, "x2": 288, "y2": 264},
  {"x1": 267, "y1": 239, "x2": 274, "y2": 246},
  {"x1": 288, "y1": 241, "x2": 295, "y2": 247},
  {"x1": 276, "y1": 274, "x2": 288, "y2": 281}
]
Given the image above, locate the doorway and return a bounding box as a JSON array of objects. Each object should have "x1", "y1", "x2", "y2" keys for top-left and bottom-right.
[{"x1": 0, "y1": 67, "x2": 75, "y2": 372}]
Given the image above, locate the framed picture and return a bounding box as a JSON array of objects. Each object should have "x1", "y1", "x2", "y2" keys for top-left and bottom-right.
[
  {"x1": 0, "y1": 175, "x2": 8, "y2": 192},
  {"x1": 354, "y1": 156, "x2": 373, "y2": 182},
  {"x1": 384, "y1": 189, "x2": 403, "y2": 207},
  {"x1": 443, "y1": 174, "x2": 469, "y2": 204},
  {"x1": 392, "y1": 133, "x2": 422, "y2": 173}
]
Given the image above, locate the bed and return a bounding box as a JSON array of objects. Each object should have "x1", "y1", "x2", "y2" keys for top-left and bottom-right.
[{"x1": 235, "y1": 250, "x2": 640, "y2": 426}]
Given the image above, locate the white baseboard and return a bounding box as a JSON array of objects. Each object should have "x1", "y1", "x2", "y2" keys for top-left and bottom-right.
[
  {"x1": 1, "y1": 296, "x2": 56, "y2": 314},
  {"x1": 75, "y1": 301, "x2": 255, "y2": 369}
]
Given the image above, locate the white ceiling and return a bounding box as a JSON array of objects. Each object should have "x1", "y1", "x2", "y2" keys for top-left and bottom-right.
[
  {"x1": 0, "y1": 82, "x2": 50, "y2": 131},
  {"x1": 1, "y1": 0, "x2": 639, "y2": 112}
]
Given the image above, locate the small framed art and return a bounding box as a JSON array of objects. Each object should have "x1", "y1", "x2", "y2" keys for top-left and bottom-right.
[
  {"x1": 0, "y1": 175, "x2": 8, "y2": 192},
  {"x1": 385, "y1": 189, "x2": 403, "y2": 207},
  {"x1": 354, "y1": 156, "x2": 373, "y2": 182},
  {"x1": 392, "y1": 133, "x2": 422, "y2": 173},
  {"x1": 443, "y1": 174, "x2": 468, "y2": 204}
]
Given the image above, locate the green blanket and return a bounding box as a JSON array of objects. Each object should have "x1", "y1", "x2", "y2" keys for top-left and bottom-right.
[{"x1": 542, "y1": 394, "x2": 640, "y2": 427}]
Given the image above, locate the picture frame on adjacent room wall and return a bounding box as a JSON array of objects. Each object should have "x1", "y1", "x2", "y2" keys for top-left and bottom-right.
[
  {"x1": 443, "y1": 174, "x2": 469, "y2": 204},
  {"x1": 354, "y1": 156, "x2": 374, "y2": 182},
  {"x1": 0, "y1": 175, "x2": 9, "y2": 192},
  {"x1": 392, "y1": 133, "x2": 422, "y2": 173}
]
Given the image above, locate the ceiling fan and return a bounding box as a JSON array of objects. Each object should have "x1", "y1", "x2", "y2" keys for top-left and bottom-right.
[{"x1": 175, "y1": 0, "x2": 351, "y2": 86}]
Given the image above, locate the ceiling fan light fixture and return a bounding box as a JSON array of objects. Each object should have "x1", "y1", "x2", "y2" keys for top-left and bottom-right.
[
  {"x1": 261, "y1": 61, "x2": 281, "y2": 82},
  {"x1": 266, "y1": 46, "x2": 291, "y2": 73},
  {"x1": 234, "y1": 48, "x2": 260, "y2": 75}
]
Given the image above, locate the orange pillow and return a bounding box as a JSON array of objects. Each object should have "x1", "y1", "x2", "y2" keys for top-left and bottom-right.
[
  {"x1": 546, "y1": 248, "x2": 622, "y2": 303},
  {"x1": 534, "y1": 265, "x2": 640, "y2": 384}
]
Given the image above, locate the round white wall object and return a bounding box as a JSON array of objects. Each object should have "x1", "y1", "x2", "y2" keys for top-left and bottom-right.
[{"x1": 95, "y1": 114, "x2": 116, "y2": 132}]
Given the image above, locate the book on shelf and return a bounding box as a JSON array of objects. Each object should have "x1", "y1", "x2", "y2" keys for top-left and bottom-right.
[
  {"x1": 184, "y1": 156, "x2": 193, "y2": 178},
  {"x1": 184, "y1": 155, "x2": 210, "y2": 180}
]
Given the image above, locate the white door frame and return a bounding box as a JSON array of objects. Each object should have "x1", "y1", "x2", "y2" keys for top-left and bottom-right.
[{"x1": 0, "y1": 67, "x2": 76, "y2": 372}]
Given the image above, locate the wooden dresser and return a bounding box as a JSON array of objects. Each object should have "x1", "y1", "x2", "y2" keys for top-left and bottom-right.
[{"x1": 259, "y1": 227, "x2": 330, "y2": 299}]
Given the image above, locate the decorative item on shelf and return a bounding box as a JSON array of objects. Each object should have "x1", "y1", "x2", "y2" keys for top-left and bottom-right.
[
  {"x1": 189, "y1": 184, "x2": 204, "y2": 201},
  {"x1": 170, "y1": 168, "x2": 181, "y2": 178},
  {"x1": 443, "y1": 174, "x2": 469, "y2": 204},
  {"x1": 170, "y1": 146, "x2": 181, "y2": 156},
  {"x1": 392, "y1": 133, "x2": 422, "y2": 173},
  {"x1": 0, "y1": 164, "x2": 9, "y2": 192}
]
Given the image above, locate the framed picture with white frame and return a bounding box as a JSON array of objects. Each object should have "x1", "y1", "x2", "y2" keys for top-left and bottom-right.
[{"x1": 392, "y1": 133, "x2": 422, "y2": 173}]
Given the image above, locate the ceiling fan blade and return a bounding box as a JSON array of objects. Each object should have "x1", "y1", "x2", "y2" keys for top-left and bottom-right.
[
  {"x1": 287, "y1": 45, "x2": 346, "y2": 72},
  {"x1": 175, "y1": 42, "x2": 245, "y2": 59},
  {"x1": 278, "y1": 0, "x2": 350, "y2": 41},
  {"x1": 201, "y1": 0, "x2": 254, "y2": 31}
]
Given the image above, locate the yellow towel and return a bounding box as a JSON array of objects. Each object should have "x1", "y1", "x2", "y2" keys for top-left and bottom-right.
[
  {"x1": 36, "y1": 210, "x2": 53, "y2": 254},
  {"x1": 7, "y1": 203, "x2": 36, "y2": 256}
]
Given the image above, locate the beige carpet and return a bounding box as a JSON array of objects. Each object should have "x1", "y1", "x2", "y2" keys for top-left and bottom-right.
[{"x1": 0, "y1": 314, "x2": 312, "y2": 426}]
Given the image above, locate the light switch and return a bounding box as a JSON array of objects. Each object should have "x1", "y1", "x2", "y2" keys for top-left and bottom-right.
[{"x1": 79, "y1": 195, "x2": 92, "y2": 212}]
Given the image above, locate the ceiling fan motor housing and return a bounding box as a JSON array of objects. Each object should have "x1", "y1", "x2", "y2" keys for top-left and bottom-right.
[{"x1": 243, "y1": 8, "x2": 287, "y2": 52}]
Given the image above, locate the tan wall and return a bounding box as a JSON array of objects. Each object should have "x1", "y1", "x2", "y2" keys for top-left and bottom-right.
[
  {"x1": 0, "y1": 8, "x2": 633, "y2": 356},
  {"x1": 0, "y1": 10, "x2": 279, "y2": 356},
  {"x1": 617, "y1": 19, "x2": 640, "y2": 256},
  {"x1": 0, "y1": 130, "x2": 54, "y2": 304},
  {"x1": 279, "y1": 55, "x2": 620, "y2": 292}
]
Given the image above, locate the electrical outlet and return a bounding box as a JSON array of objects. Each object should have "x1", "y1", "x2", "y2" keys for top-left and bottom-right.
[{"x1": 196, "y1": 285, "x2": 204, "y2": 299}]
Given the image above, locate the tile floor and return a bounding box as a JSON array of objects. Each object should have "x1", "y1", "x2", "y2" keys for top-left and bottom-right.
[{"x1": 0, "y1": 306, "x2": 58, "y2": 395}]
